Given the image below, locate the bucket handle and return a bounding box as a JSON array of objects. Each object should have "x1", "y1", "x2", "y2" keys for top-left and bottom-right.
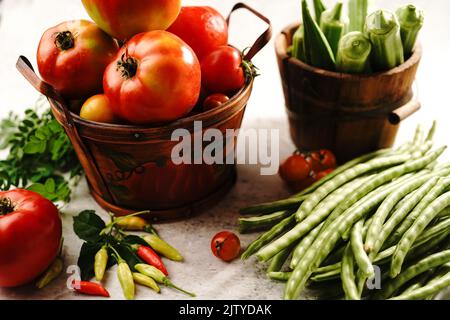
[
  {"x1": 16, "y1": 55, "x2": 115, "y2": 203},
  {"x1": 389, "y1": 97, "x2": 421, "y2": 125},
  {"x1": 226, "y1": 3, "x2": 272, "y2": 61}
]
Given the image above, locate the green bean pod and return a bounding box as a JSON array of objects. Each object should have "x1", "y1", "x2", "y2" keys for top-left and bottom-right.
[
  {"x1": 378, "y1": 250, "x2": 450, "y2": 299},
  {"x1": 341, "y1": 245, "x2": 360, "y2": 300},
  {"x1": 351, "y1": 220, "x2": 374, "y2": 278},
  {"x1": 336, "y1": 31, "x2": 372, "y2": 74},
  {"x1": 290, "y1": 222, "x2": 323, "y2": 269},
  {"x1": 267, "y1": 243, "x2": 296, "y2": 273},
  {"x1": 396, "y1": 4, "x2": 424, "y2": 58},
  {"x1": 320, "y1": 2, "x2": 346, "y2": 56},
  {"x1": 267, "y1": 271, "x2": 291, "y2": 282},
  {"x1": 391, "y1": 189, "x2": 450, "y2": 277},
  {"x1": 348, "y1": 0, "x2": 369, "y2": 32},
  {"x1": 301, "y1": 0, "x2": 335, "y2": 70},
  {"x1": 365, "y1": 10, "x2": 405, "y2": 71},
  {"x1": 389, "y1": 271, "x2": 450, "y2": 300},
  {"x1": 239, "y1": 210, "x2": 294, "y2": 233},
  {"x1": 240, "y1": 196, "x2": 307, "y2": 216}
]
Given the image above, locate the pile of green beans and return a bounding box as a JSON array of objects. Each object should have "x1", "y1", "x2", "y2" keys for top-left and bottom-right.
[{"x1": 239, "y1": 122, "x2": 450, "y2": 300}]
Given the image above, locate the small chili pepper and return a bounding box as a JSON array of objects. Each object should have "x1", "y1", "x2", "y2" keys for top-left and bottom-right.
[
  {"x1": 132, "y1": 272, "x2": 160, "y2": 293},
  {"x1": 94, "y1": 245, "x2": 108, "y2": 281},
  {"x1": 134, "y1": 244, "x2": 168, "y2": 276},
  {"x1": 115, "y1": 215, "x2": 158, "y2": 235},
  {"x1": 110, "y1": 246, "x2": 135, "y2": 300},
  {"x1": 142, "y1": 234, "x2": 184, "y2": 262},
  {"x1": 36, "y1": 257, "x2": 64, "y2": 289},
  {"x1": 72, "y1": 280, "x2": 110, "y2": 297},
  {"x1": 135, "y1": 264, "x2": 195, "y2": 297}
]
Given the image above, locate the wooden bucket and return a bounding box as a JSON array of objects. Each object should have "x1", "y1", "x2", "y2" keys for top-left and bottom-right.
[
  {"x1": 275, "y1": 24, "x2": 422, "y2": 163},
  {"x1": 17, "y1": 3, "x2": 272, "y2": 222}
]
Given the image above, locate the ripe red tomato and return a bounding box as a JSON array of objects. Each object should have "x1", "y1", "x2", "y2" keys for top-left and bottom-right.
[
  {"x1": 211, "y1": 231, "x2": 241, "y2": 262},
  {"x1": 81, "y1": 0, "x2": 181, "y2": 40},
  {"x1": 37, "y1": 20, "x2": 118, "y2": 100},
  {"x1": 203, "y1": 94, "x2": 230, "y2": 111},
  {"x1": 315, "y1": 168, "x2": 335, "y2": 181},
  {"x1": 0, "y1": 189, "x2": 62, "y2": 287},
  {"x1": 279, "y1": 154, "x2": 312, "y2": 183},
  {"x1": 308, "y1": 149, "x2": 337, "y2": 171},
  {"x1": 103, "y1": 31, "x2": 201, "y2": 124},
  {"x1": 201, "y1": 46, "x2": 246, "y2": 95},
  {"x1": 167, "y1": 6, "x2": 228, "y2": 61}
]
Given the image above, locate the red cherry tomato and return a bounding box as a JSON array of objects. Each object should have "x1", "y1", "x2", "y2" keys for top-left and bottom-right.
[
  {"x1": 211, "y1": 231, "x2": 241, "y2": 262},
  {"x1": 37, "y1": 20, "x2": 118, "y2": 100},
  {"x1": 315, "y1": 168, "x2": 335, "y2": 181},
  {"x1": 201, "y1": 46, "x2": 246, "y2": 95},
  {"x1": 81, "y1": 0, "x2": 181, "y2": 40},
  {"x1": 103, "y1": 31, "x2": 201, "y2": 124},
  {"x1": 80, "y1": 94, "x2": 117, "y2": 124},
  {"x1": 0, "y1": 189, "x2": 62, "y2": 287},
  {"x1": 168, "y1": 6, "x2": 228, "y2": 61},
  {"x1": 309, "y1": 149, "x2": 337, "y2": 171},
  {"x1": 203, "y1": 94, "x2": 230, "y2": 111},
  {"x1": 279, "y1": 154, "x2": 312, "y2": 183}
]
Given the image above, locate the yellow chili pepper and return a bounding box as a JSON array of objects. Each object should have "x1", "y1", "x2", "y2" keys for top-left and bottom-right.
[
  {"x1": 142, "y1": 234, "x2": 184, "y2": 262},
  {"x1": 115, "y1": 216, "x2": 157, "y2": 234},
  {"x1": 132, "y1": 272, "x2": 160, "y2": 293},
  {"x1": 36, "y1": 257, "x2": 64, "y2": 289},
  {"x1": 117, "y1": 261, "x2": 135, "y2": 300},
  {"x1": 94, "y1": 245, "x2": 108, "y2": 281}
]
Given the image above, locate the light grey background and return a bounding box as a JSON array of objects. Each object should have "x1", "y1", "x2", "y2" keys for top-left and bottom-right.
[{"x1": 0, "y1": 0, "x2": 449, "y2": 300}]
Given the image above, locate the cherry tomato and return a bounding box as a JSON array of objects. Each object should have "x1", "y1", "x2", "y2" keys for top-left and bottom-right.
[
  {"x1": 309, "y1": 149, "x2": 337, "y2": 171},
  {"x1": 167, "y1": 6, "x2": 228, "y2": 61},
  {"x1": 315, "y1": 168, "x2": 335, "y2": 181},
  {"x1": 203, "y1": 94, "x2": 230, "y2": 111},
  {"x1": 211, "y1": 231, "x2": 241, "y2": 262},
  {"x1": 0, "y1": 189, "x2": 62, "y2": 287},
  {"x1": 37, "y1": 20, "x2": 118, "y2": 100},
  {"x1": 279, "y1": 154, "x2": 312, "y2": 183},
  {"x1": 201, "y1": 46, "x2": 246, "y2": 95},
  {"x1": 81, "y1": 0, "x2": 181, "y2": 40},
  {"x1": 103, "y1": 31, "x2": 201, "y2": 124},
  {"x1": 80, "y1": 94, "x2": 116, "y2": 124}
]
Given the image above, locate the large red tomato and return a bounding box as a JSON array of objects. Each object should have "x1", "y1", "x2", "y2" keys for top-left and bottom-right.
[
  {"x1": 167, "y1": 6, "x2": 228, "y2": 61},
  {"x1": 81, "y1": 0, "x2": 181, "y2": 41},
  {"x1": 103, "y1": 31, "x2": 201, "y2": 124},
  {"x1": 0, "y1": 189, "x2": 62, "y2": 287},
  {"x1": 37, "y1": 20, "x2": 118, "y2": 100}
]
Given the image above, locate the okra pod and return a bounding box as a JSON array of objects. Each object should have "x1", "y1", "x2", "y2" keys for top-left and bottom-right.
[
  {"x1": 348, "y1": 0, "x2": 369, "y2": 32},
  {"x1": 320, "y1": 2, "x2": 346, "y2": 56},
  {"x1": 336, "y1": 32, "x2": 372, "y2": 74},
  {"x1": 365, "y1": 10, "x2": 404, "y2": 71},
  {"x1": 292, "y1": 25, "x2": 305, "y2": 62},
  {"x1": 396, "y1": 4, "x2": 424, "y2": 58},
  {"x1": 313, "y1": 0, "x2": 327, "y2": 25}
]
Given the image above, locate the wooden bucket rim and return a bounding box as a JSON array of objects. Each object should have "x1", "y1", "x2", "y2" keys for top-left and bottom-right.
[
  {"x1": 50, "y1": 77, "x2": 253, "y2": 137},
  {"x1": 275, "y1": 22, "x2": 422, "y2": 80}
]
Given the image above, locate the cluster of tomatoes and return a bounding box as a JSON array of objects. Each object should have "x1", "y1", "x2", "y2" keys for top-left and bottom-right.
[
  {"x1": 279, "y1": 149, "x2": 337, "y2": 192},
  {"x1": 36, "y1": 1, "x2": 248, "y2": 126}
]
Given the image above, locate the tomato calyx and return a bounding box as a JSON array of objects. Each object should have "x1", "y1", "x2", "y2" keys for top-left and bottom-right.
[
  {"x1": 241, "y1": 48, "x2": 259, "y2": 80},
  {"x1": 117, "y1": 52, "x2": 138, "y2": 80},
  {"x1": 214, "y1": 239, "x2": 224, "y2": 257},
  {"x1": 0, "y1": 198, "x2": 14, "y2": 215},
  {"x1": 54, "y1": 31, "x2": 75, "y2": 51}
]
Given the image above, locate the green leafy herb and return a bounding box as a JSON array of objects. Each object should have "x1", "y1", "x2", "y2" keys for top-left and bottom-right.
[
  {"x1": 73, "y1": 210, "x2": 106, "y2": 243},
  {"x1": 0, "y1": 97, "x2": 83, "y2": 202}
]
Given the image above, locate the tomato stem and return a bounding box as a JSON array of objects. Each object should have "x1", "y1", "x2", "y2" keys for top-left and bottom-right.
[
  {"x1": 0, "y1": 197, "x2": 14, "y2": 215},
  {"x1": 117, "y1": 53, "x2": 138, "y2": 79},
  {"x1": 54, "y1": 31, "x2": 75, "y2": 51}
]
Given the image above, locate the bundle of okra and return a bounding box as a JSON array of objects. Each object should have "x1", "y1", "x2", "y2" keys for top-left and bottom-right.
[
  {"x1": 292, "y1": 0, "x2": 424, "y2": 73},
  {"x1": 239, "y1": 122, "x2": 450, "y2": 300}
]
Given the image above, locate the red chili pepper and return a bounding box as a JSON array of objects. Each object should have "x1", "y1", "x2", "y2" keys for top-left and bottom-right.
[
  {"x1": 72, "y1": 280, "x2": 110, "y2": 297},
  {"x1": 136, "y1": 245, "x2": 168, "y2": 276}
]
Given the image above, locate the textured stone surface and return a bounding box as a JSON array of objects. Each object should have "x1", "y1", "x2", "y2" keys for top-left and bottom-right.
[{"x1": 0, "y1": 0, "x2": 449, "y2": 300}]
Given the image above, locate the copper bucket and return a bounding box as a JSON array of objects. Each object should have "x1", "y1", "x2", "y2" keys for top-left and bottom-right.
[
  {"x1": 276, "y1": 24, "x2": 421, "y2": 163},
  {"x1": 17, "y1": 3, "x2": 272, "y2": 222}
]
